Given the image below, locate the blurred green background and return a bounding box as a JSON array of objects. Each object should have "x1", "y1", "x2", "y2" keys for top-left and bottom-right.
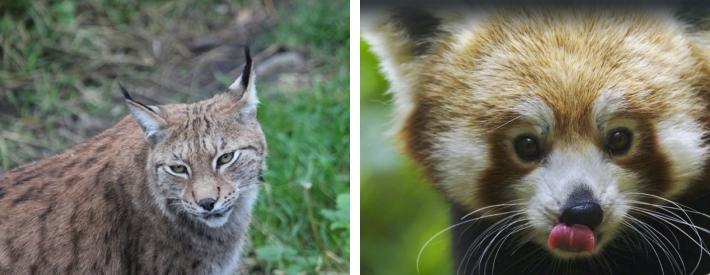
[
  {"x1": 361, "y1": 40, "x2": 453, "y2": 274},
  {"x1": 0, "y1": 0, "x2": 348, "y2": 274}
]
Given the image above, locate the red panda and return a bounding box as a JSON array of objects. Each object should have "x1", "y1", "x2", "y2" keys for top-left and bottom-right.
[{"x1": 364, "y1": 7, "x2": 710, "y2": 274}]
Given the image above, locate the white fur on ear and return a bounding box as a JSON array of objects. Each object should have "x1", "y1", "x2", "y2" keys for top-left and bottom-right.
[
  {"x1": 125, "y1": 102, "x2": 166, "y2": 143},
  {"x1": 229, "y1": 73, "x2": 259, "y2": 115},
  {"x1": 362, "y1": 12, "x2": 418, "y2": 128},
  {"x1": 363, "y1": 9, "x2": 487, "y2": 132},
  {"x1": 119, "y1": 83, "x2": 167, "y2": 145},
  {"x1": 228, "y1": 47, "x2": 258, "y2": 115}
]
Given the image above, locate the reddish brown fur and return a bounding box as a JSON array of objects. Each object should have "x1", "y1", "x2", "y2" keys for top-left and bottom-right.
[
  {"x1": 371, "y1": 9, "x2": 710, "y2": 210},
  {"x1": 365, "y1": 7, "x2": 710, "y2": 272}
]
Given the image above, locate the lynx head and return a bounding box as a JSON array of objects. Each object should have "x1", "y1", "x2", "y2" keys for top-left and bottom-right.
[
  {"x1": 121, "y1": 48, "x2": 266, "y2": 228},
  {"x1": 365, "y1": 8, "x2": 710, "y2": 258}
]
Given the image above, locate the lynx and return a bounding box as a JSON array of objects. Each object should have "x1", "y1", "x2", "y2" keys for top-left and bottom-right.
[{"x1": 0, "y1": 49, "x2": 266, "y2": 274}]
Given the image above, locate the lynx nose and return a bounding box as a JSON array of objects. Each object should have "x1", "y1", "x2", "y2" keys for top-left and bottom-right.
[{"x1": 197, "y1": 198, "x2": 217, "y2": 211}]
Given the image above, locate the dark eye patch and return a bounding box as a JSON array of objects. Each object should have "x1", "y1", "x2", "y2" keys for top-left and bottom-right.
[
  {"x1": 514, "y1": 134, "x2": 542, "y2": 162},
  {"x1": 606, "y1": 128, "x2": 632, "y2": 156}
]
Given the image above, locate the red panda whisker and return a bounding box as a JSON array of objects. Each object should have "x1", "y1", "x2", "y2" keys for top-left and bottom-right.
[
  {"x1": 629, "y1": 201, "x2": 706, "y2": 257},
  {"x1": 621, "y1": 218, "x2": 676, "y2": 273},
  {"x1": 637, "y1": 208, "x2": 684, "y2": 248},
  {"x1": 629, "y1": 208, "x2": 704, "y2": 248},
  {"x1": 628, "y1": 192, "x2": 710, "y2": 220},
  {"x1": 628, "y1": 191, "x2": 709, "y2": 270},
  {"x1": 418, "y1": 211, "x2": 525, "y2": 274},
  {"x1": 459, "y1": 201, "x2": 527, "y2": 220},
  {"x1": 630, "y1": 207, "x2": 710, "y2": 236},
  {"x1": 621, "y1": 220, "x2": 667, "y2": 275},
  {"x1": 630, "y1": 207, "x2": 708, "y2": 273},
  {"x1": 628, "y1": 207, "x2": 710, "y2": 269},
  {"x1": 457, "y1": 215, "x2": 517, "y2": 274},
  {"x1": 632, "y1": 214, "x2": 694, "y2": 275},
  {"x1": 459, "y1": 214, "x2": 525, "y2": 274},
  {"x1": 628, "y1": 194, "x2": 710, "y2": 221},
  {"x1": 490, "y1": 115, "x2": 523, "y2": 132},
  {"x1": 476, "y1": 219, "x2": 526, "y2": 274},
  {"x1": 627, "y1": 215, "x2": 687, "y2": 274},
  {"x1": 631, "y1": 201, "x2": 710, "y2": 221},
  {"x1": 489, "y1": 223, "x2": 531, "y2": 275},
  {"x1": 417, "y1": 219, "x2": 476, "y2": 274},
  {"x1": 455, "y1": 207, "x2": 526, "y2": 245},
  {"x1": 616, "y1": 228, "x2": 645, "y2": 251}
]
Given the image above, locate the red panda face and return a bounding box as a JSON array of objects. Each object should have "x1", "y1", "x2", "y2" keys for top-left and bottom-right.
[{"x1": 365, "y1": 9, "x2": 710, "y2": 258}]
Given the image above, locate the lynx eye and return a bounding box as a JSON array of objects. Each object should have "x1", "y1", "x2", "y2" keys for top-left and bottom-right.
[
  {"x1": 217, "y1": 152, "x2": 235, "y2": 167},
  {"x1": 169, "y1": 165, "x2": 187, "y2": 174},
  {"x1": 607, "y1": 128, "x2": 632, "y2": 155},
  {"x1": 514, "y1": 135, "x2": 541, "y2": 162}
]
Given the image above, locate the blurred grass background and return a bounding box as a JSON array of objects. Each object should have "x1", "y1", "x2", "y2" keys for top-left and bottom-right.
[
  {"x1": 0, "y1": 0, "x2": 349, "y2": 274},
  {"x1": 360, "y1": 40, "x2": 453, "y2": 274}
]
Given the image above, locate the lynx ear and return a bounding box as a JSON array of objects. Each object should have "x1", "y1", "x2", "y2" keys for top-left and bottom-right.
[
  {"x1": 119, "y1": 83, "x2": 168, "y2": 146},
  {"x1": 228, "y1": 47, "x2": 258, "y2": 117}
]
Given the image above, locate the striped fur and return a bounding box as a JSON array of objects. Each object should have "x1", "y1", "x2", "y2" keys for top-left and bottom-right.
[{"x1": 0, "y1": 64, "x2": 266, "y2": 274}]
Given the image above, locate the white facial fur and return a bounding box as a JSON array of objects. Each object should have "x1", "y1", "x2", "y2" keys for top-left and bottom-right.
[
  {"x1": 430, "y1": 90, "x2": 707, "y2": 258},
  {"x1": 521, "y1": 144, "x2": 634, "y2": 258},
  {"x1": 506, "y1": 95, "x2": 632, "y2": 257},
  {"x1": 431, "y1": 126, "x2": 490, "y2": 209},
  {"x1": 656, "y1": 115, "x2": 708, "y2": 198}
]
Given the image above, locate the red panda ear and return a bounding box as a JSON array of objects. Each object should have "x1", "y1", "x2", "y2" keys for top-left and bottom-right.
[{"x1": 362, "y1": 8, "x2": 443, "y2": 129}]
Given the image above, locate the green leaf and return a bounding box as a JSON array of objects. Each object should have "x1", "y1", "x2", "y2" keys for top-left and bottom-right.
[
  {"x1": 255, "y1": 243, "x2": 297, "y2": 263},
  {"x1": 320, "y1": 193, "x2": 349, "y2": 231}
]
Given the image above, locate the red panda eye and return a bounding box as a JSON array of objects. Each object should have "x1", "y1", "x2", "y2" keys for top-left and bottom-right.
[
  {"x1": 514, "y1": 135, "x2": 541, "y2": 162},
  {"x1": 607, "y1": 128, "x2": 632, "y2": 155}
]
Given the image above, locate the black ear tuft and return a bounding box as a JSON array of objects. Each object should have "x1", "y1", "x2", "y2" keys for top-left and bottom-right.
[
  {"x1": 241, "y1": 47, "x2": 252, "y2": 88},
  {"x1": 118, "y1": 82, "x2": 133, "y2": 101},
  {"x1": 118, "y1": 82, "x2": 158, "y2": 114}
]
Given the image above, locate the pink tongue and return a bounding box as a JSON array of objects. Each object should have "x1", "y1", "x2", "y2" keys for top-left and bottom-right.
[{"x1": 547, "y1": 224, "x2": 596, "y2": 253}]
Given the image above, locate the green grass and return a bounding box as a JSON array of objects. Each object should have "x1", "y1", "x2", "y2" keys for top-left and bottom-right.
[
  {"x1": 254, "y1": 70, "x2": 349, "y2": 273},
  {"x1": 0, "y1": 0, "x2": 349, "y2": 273},
  {"x1": 360, "y1": 40, "x2": 453, "y2": 274},
  {"x1": 251, "y1": 1, "x2": 349, "y2": 273}
]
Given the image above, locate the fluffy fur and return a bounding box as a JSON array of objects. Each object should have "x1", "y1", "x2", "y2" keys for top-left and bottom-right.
[
  {"x1": 0, "y1": 53, "x2": 265, "y2": 274},
  {"x1": 365, "y1": 7, "x2": 710, "y2": 274}
]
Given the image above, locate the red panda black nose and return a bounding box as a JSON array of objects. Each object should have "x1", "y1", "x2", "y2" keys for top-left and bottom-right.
[
  {"x1": 560, "y1": 187, "x2": 603, "y2": 230},
  {"x1": 560, "y1": 202, "x2": 603, "y2": 230}
]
